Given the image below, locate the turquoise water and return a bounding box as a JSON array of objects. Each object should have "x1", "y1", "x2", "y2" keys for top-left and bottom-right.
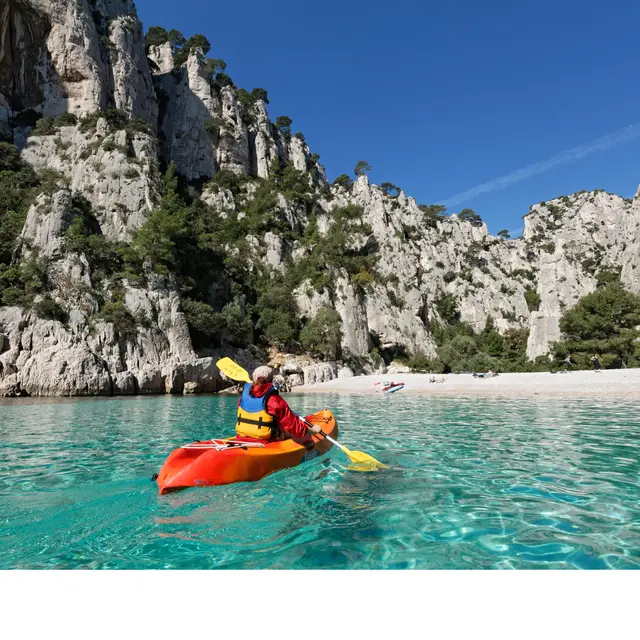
[{"x1": 1, "y1": 394, "x2": 639, "y2": 569}]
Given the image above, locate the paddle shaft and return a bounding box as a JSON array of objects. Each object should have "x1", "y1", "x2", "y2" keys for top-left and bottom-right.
[
  {"x1": 299, "y1": 416, "x2": 347, "y2": 453},
  {"x1": 216, "y1": 357, "x2": 379, "y2": 463}
]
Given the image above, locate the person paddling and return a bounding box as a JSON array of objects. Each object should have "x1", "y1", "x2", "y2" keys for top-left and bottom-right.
[{"x1": 235, "y1": 366, "x2": 322, "y2": 445}]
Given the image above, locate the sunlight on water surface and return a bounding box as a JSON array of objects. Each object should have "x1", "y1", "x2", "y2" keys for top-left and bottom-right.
[{"x1": 1, "y1": 394, "x2": 639, "y2": 569}]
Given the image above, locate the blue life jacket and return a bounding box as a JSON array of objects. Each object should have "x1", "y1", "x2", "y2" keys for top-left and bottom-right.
[{"x1": 236, "y1": 383, "x2": 277, "y2": 440}]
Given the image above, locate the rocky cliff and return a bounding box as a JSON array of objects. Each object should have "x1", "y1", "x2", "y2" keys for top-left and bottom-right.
[{"x1": 1, "y1": 0, "x2": 639, "y2": 397}]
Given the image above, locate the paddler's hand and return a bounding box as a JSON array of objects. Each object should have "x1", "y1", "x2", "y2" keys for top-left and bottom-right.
[{"x1": 306, "y1": 424, "x2": 323, "y2": 435}]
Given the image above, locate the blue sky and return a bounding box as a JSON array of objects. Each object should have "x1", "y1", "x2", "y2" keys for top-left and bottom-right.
[{"x1": 135, "y1": 0, "x2": 640, "y2": 235}]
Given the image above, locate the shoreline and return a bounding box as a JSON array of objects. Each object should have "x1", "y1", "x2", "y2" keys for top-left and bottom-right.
[
  {"x1": 1, "y1": 369, "x2": 639, "y2": 404},
  {"x1": 295, "y1": 369, "x2": 640, "y2": 398}
]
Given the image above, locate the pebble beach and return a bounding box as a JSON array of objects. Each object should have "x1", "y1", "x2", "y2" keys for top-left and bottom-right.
[{"x1": 296, "y1": 368, "x2": 640, "y2": 397}]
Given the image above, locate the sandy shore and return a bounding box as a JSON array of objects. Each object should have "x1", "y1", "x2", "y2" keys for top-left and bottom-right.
[{"x1": 296, "y1": 368, "x2": 640, "y2": 397}]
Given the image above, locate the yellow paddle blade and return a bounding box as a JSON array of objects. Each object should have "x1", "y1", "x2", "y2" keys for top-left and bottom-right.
[
  {"x1": 216, "y1": 357, "x2": 252, "y2": 383},
  {"x1": 341, "y1": 445, "x2": 389, "y2": 471}
]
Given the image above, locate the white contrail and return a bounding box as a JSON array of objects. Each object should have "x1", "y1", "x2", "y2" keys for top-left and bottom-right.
[{"x1": 442, "y1": 122, "x2": 640, "y2": 207}]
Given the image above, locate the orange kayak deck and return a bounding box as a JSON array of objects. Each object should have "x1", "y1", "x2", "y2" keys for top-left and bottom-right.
[{"x1": 156, "y1": 409, "x2": 338, "y2": 494}]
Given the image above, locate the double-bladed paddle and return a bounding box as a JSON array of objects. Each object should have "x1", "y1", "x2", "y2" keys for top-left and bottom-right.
[{"x1": 215, "y1": 357, "x2": 387, "y2": 471}]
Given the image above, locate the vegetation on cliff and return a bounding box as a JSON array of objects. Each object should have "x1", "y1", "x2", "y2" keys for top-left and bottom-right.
[
  {"x1": 1, "y1": 14, "x2": 638, "y2": 382},
  {"x1": 552, "y1": 273, "x2": 640, "y2": 369}
]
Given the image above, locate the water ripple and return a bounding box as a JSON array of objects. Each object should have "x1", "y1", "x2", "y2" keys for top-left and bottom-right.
[{"x1": 1, "y1": 394, "x2": 639, "y2": 568}]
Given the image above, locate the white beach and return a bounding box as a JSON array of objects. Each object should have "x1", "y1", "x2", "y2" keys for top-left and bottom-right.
[{"x1": 296, "y1": 368, "x2": 640, "y2": 397}]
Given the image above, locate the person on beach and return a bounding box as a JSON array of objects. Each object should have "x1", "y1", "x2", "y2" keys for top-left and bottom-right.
[
  {"x1": 591, "y1": 354, "x2": 601, "y2": 371},
  {"x1": 565, "y1": 355, "x2": 573, "y2": 370},
  {"x1": 235, "y1": 366, "x2": 322, "y2": 444}
]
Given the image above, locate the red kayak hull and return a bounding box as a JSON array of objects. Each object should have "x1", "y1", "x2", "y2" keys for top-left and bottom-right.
[{"x1": 156, "y1": 410, "x2": 338, "y2": 494}]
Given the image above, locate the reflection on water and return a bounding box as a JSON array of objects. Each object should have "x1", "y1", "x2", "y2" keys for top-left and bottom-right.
[{"x1": 1, "y1": 394, "x2": 639, "y2": 569}]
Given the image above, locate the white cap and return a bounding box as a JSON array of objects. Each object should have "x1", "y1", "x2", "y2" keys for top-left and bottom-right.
[{"x1": 252, "y1": 366, "x2": 274, "y2": 383}]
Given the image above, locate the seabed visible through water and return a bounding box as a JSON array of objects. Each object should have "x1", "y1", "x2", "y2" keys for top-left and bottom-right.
[{"x1": 1, "y1": 393, "x2": 639, "y2": 569}]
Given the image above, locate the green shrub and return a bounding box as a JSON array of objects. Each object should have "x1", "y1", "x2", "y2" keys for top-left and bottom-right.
[
  {"x1": 126, "y1": 118, "x2": 152, "y2": 136},
  {"x1": 0, "y1": 259, "x2": 48, "y2": 307},
  {"x1": 354, "y1": 160, "x2": 372, "y2": 177},
  {"x1": 220, "y1": 301, "x2": 252, "y2": 347},
  {"x1": 595, "y1": 266, "x2": 622, "y2": 288},
  {"x1": 33, "y1": 296, "x2": 67, "y2": 322},
  {"x1": 99, "y1": 301, "x2": 138, "y2": 337},
  {"x1": 457, "y1": 208, "x2": 483, "y2": 227},
  {"x1": 467, "y1": 352, "x2": 498, "y2": 372},
  {"x1": 0, "y1": 143, "x2": 40, "y2": 264},
  {"x1": 351, "y1": 269, "x2": 375, "y2": 295},
  {"x1": 333, "y1": 174, "x2": 353, "y2": 189},
  {"x1": 275, "y1": 115, "x2": 292, "y2": 140},
  {"x1": 132, "y1": 164, "x2": 187, "y2": 273},
  {"x1": 205, "y1": 117, "x2": 226, "y2": 136},
  {"x1": 145, "y1": 26, "x2": 169, "y2": 49},
  {"x1": 525, "y1": 288, "x2": 541, "y2": 312},
  {"x1": 387, "y1": 288, "x2": 405, "y2": 309},
  {"x1": 56, "y1": 113, "x2": 78, "y2": 127},
  {"x1": 541, "y1": 242, "x2": 555, "y2": 254},
  {"x1": 214, "y1": 72, "x2": 235, "y2": 88},
  {"x1": 255, "y1": 279, "x2": 299, "y2": 348},
  {"x1": 174, "y1": 33, "x2": 211, "y2": 66},
  {"x1": 443, "y1": 271, "x2": 456, "y2": 283},
  {"x1": 237, "y1": 88, "x2": 269, "y2": 111},
  {"x1": 250, "y1": 88, "x2": 269, "y2": 103},
  {"x1": 288, "y1": 203, "x2": 378, "y2": 294},
  {"x1": 181, "y1": 298, "x2": 225, "y2": 347},
  {"x1": 380, "y1": 182, "x2": 401, "y2": 197},
  {"x1": 418, "y1": 204, "x2": 446, "y2": 228},
  {"x1": 31, "y1": 117, "x2": 57, "y2": 136},
  {"x1": 300, "y1": 307, "x2": 343, "y2": 359},
  {"x1": 78, "y1": 108, "x2": 130, "y2": 134},
  {"x1": 64, "y1": 215, "x2": 124, "y2": 285},
  {"x1": 407, "y1": 352, "x2": 431, "y2": 371},
  {"x1": 434, "y1": 293, "x2": 458, "y2": 324},
  {"x1": 510, "y1": 268, "x2": 536, "y2": 281}
]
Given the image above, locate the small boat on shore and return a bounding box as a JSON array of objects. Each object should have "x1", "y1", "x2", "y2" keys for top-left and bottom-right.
[{"x1": 377, "y1": 380, "x2": 405, "y2": 394}]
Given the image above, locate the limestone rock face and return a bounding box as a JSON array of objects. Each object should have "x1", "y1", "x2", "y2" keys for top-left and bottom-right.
[
  {"x1": 302, "y1": 362, "x2": 338, "y2": 386},
  {"x1": 11, "y1": 321, "x2": 113, "y2": 397},
  {"x1": 147, "y1": 43, "x2": 174, "y2": 75},
  {"x1": 137, "y1": 368, "x2": 164, "y2": 394},
  {"x1": 108, "y1": 14, "x2": 158, "y2": 126},
  {"x1": 248, "y1": 100, "x2": 279, "y2": 179},
  {"x1": 2, "y1": 0, "x2": 640, "y2": 398},
  {"x1": 113, "y1": 370, "x2": 138, "y2": 395},
  {"x1": 334, "y1": 278, "x2": 371, "y2": 357},
  {"x1": 265, "y1": 178, "x2": 640, "y2": 363},
  {"x1": 0, "y1": 0, "x2": 156, "y2": 123},
  {"x1": 164, "y1": 357, "x2": 222, "y2": 394},
  {"x1": 21, "y1": 188, "x2": 75, "y2": 257},
  {"x1": 216, "y1": 87, "x2": 249, "y2": 174},
  {"x1": 21, "y1": 122, "x2": 160, "y2": 242},
  {"x1": 156, "y1": 51, "x2": 220, "y2": 181}
]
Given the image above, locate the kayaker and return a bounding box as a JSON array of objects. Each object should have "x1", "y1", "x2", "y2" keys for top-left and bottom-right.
[{"x1": 235, "y1": 366, "x2": 322, "y2": 444}]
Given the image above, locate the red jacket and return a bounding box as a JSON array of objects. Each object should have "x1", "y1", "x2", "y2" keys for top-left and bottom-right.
[{"x1": 236, "y1": 383, "x2": 309, "y2": 441}]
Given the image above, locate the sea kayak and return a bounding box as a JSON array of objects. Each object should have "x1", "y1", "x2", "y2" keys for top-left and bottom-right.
[
  {"x1": 156, "y1": 409, "x2": 338, "y2": 494},
  {"x1": 384, "y1": 383, "x2": 405, "y2": 394}
]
